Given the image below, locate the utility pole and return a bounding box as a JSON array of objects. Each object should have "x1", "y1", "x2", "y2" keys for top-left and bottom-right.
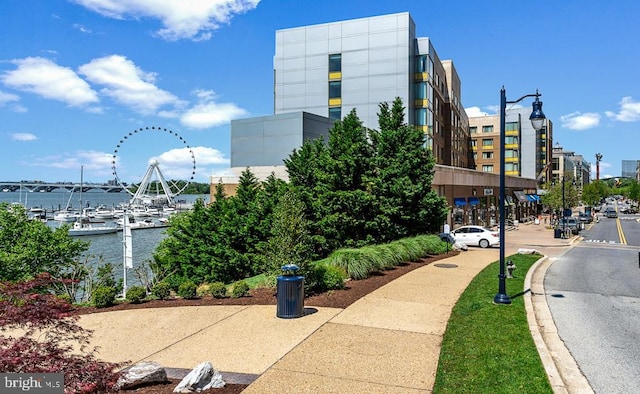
[{"x1": 595, "y1": 153, "x2": 603, "y2": 181}]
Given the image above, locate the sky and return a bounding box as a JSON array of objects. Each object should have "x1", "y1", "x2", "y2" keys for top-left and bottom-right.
[{"x1": 1, "y1": 0, "x2": 639, "y2": 184}]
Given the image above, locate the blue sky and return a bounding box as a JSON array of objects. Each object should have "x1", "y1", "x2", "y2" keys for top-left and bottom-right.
[{"x1": 1, "y1": 0, "x2": 638, "y2": 184}]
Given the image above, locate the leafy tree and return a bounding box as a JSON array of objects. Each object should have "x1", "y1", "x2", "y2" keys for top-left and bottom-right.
[
  {"x1": 581, "y1": 180, "x2": 609, "y2": 207},
  {"x1": 370, "y1": 98, "x2": 448, "y2": 240},
  {"x1": 0, "y1": 202, "x2": 89, "y2": 282},
  {"x1": 0, "y1": 274, "x2": 122, "y2": 392},
  {"x1": 627, "y1": 180, "x2": 640, "y2": 202},
  {"x1": 541, "y1": 178, "x2": 580, "y2": 214}
]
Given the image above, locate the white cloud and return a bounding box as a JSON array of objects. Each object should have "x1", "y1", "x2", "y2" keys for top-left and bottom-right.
[
  {"x1": 12, "y1": 133, "x2": 37, "y2": 141},
  {"x1": 605, "y1": 96, "x2": 640, "y2": 122},
  {"x1": 151, "y1": 146, "x2": 229, "y2": 180},
  {"x1": 79, "y1": 55, "x2": 181, "y2": 114},
  {"x1": 27, "y1": 150, "x2": 112, "y2": 173},
  {"x1": 73, "y1": 23, "x2": 93, "y2": 34},
  {"x1": 1, "y1": 57, "x2": 99, "y2": 107},
  {"x1": 0, "y1": 90, "x2": 20, "y2": 106},
  {"x1": 72, "y1": 0, "x2": 260, "y2": 41},
  {"x1": 181, "y1": 89, "x2": 247, "y2": 128},
  {"x1": 465, "y1": 106, "x2": 491, "y2": 117},
  {"x1": 559, "y1": 111, "x2": 600, "y2": 130}
]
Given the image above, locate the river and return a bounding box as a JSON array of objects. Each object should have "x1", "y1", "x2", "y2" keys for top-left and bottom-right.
[{"x1": 1, "y1": 190, "x2": 209, "y2": 288}]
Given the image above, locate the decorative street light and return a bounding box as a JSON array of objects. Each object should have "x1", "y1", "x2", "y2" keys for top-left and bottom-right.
[{"x1": 494, "y1": 87, "x2": 546, "y2": 305}]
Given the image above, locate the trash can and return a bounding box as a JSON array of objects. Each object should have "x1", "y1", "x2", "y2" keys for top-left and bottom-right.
[
  {"x1": 554, "y1": 228, "x2": 562, "y2": 238},
  {"x1": 276, "y1": 264, "x2": 304, "y2": 318}
]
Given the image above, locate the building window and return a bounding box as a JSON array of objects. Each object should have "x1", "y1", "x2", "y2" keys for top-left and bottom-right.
[
  {"x1": 482, "y1": 152, "x2": 494, "y2": 159},
  {"x1": 506, "y1": 163, "x2": 519, "y2": 172},
  {"x1": 470, "y1": 140, "x2": 477, "y2": 148},
  {"x1": 505, "y1": 150, "x2": 519, "y2": 158},
  {"x1": 415, "y1": 82, "x2": 428, "y2": 100},
  {"x1": 505, "y1": 136, "x2": 518, "y2": 145},
  {"x1": 482, "y1": 139, "x2": 493, "y2": 148},
  {"x1": 482, "y1": 164, "x2": 494, "y2": 172},
  {"x1": 469, "y1": 126, "x2": 477, "y2": 134},
  {"x1": 505, "y1": 121, "x2": 519, "y2": 132},
  {"x1": 329, "y1": 54, "x2": 341, "y2": 73},
  {"x1": 329, "y1": 107, "x2": 341, "y2": 121},
  {"x1": 482, "y1": 125, "x2": 494, "y2": 133},
  {"x1": 329, "y1": 81, "x2": 341, "y2": 99}
]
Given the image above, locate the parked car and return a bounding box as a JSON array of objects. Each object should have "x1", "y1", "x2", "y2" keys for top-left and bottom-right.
[
  {"x1": 558, "y1": 217, "x2": 581, "y2": 235},
  {"x1": 449, "y1": 225, "x2": 500, "y2": 248},
  {"x1": 578, "y1": 212, "x2": 593, "y2": 223}
]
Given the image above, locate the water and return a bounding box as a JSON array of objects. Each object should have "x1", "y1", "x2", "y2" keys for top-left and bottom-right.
[{"x1": 1, "y1": 190, "x2": 209, "y2": 288}]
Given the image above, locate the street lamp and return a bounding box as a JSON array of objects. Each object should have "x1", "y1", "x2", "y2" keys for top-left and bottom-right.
[{"x1": 494, "y1": 87, "x2": 546, "y2": 305}]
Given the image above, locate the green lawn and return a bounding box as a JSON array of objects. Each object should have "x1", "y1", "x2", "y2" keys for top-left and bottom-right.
[{"x1": 433, "y1": 253, "x2": 553, "y2": 394}]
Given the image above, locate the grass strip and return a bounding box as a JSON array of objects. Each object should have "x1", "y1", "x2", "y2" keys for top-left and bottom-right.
[{"x1": 433, "y1": 253, "x2": 553, "y2": 394}]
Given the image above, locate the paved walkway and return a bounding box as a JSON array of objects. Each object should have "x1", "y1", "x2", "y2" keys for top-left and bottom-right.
[{"x1": 79, "y1": 222, "x2": 592, "y2": 392}]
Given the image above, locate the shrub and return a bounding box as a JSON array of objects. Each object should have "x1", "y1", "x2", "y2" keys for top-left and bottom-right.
[
  {"x1": 321, "y1": 264, "x2": 347, "y2": 290},
  {"x1": 93, "y1": 286, "x2": 117, "y2": 308},
  {"x1": 231, "y1": 280, "x2": 250, "y2": 298},
  {"x1": 177, "y1": 280, "x2": 197, "y2": 299},
  {"x1": 126, "y1": 286, "x2": 146, "y2": 304},
  {"x1": 209, "y1": 282, "x2": 227, "y2": 298},
  {"x1": 196, "y1": 283, "x2": 210, "y2": 297},
  {"x1": 151, "y1": 281, "x2": 171, "y2": 300},
  {"x1": 0, "y1": 274, "x2": 123, "y2": 392}
]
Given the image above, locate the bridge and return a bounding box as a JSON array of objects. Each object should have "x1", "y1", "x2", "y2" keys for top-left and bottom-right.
[{"x1": 0, "y1": 181, "x2": 127, "y2": 193}]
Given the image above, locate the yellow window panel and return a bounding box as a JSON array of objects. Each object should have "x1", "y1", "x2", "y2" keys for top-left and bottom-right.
[{"x1": 328, "y1": 98, "x2": 342, "y2": 106}]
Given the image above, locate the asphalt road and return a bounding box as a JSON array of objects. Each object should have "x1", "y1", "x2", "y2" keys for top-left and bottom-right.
[{"x1": 545, "y1": 215, "x2": 640, "y2": 393}]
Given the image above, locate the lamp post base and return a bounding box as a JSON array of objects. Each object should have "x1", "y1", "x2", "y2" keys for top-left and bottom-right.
[{"x1": 493, "y1": 293, "x2": 512, "y2": 305}]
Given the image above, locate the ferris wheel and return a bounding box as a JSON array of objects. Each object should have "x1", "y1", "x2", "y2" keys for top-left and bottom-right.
[{"x1": 111, "y1": 126, "x2": 196, "y2": 206}]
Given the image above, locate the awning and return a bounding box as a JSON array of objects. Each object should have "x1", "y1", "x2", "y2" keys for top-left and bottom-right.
[
  {"x1": 454, "y1": 197, "x2": 466, "y2": 207},
  {"x1": 526, "y1": 194, "x2": 540, "y2": 202},
  {"x1": 513, "y1": 190, "x2": 528, "y2": 203},
  {"x1": 505, "y1": 196, "x2": 515, "y2": 206},
  {"x1": 468, "y1": 197, "x2": 480, "y2": 205}
]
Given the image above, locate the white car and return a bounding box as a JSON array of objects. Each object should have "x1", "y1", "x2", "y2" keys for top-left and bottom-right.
[{"x1": 450, "y1": 225, "x2": 500, "y2": 248}]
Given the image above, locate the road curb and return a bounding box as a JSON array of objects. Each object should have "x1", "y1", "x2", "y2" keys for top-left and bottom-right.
[{"x1": 524, "y1": 256, "x2": 594, "y2": 394}]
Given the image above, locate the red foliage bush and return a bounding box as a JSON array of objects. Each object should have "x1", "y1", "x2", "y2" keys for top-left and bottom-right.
[{"x1": 0, "y1": 274, "x2": 124, "y2": 393}]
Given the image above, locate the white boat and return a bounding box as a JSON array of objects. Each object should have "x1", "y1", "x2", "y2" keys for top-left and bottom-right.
[
  {"x1": 116, "y1": 216, "x2": 166, "y2": 230},
  {"x1": 68, "y1": 218, "x2": 119, "y2": 236},
  {"x1": 94, "y1": 205, "x2": 115, "y2": 219},
  {"x1": 54, "y1": 209, "x2": 81, "y2": 222}
]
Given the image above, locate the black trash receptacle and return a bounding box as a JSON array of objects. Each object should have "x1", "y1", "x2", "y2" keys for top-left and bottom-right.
[
  {"x1": 554, "y1": 228, "x2": 562, "y2": 238},
  {"x1": 276, "y1": 264, "x2": 304, "y2": 318}
]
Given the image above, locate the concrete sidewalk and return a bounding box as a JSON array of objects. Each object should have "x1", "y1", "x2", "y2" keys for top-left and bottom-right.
[{"x1": 79, "y1": 222, "x2": 590, "y2": 392}]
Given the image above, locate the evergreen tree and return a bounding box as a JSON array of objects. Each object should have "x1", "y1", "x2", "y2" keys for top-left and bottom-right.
[
  {"x1": 315, "y1": 109, "x2": 378, "y2": 251},
  {"x1": 370, "y1": 98, "x2": 448, "y2": 239}
]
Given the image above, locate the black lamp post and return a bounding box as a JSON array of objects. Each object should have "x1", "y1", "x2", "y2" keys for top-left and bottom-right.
[
  {"x1": 494, "y1": 87, "x2": 546, "y2": 305},
  {"x1": 562, "y1": 176, "x2": 566, "y2": 238}
]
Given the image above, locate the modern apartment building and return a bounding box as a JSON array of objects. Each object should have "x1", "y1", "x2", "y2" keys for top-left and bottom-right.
[
  {"x1": 222, "y1": 12, "x2": 539, "y2": 226},
  {"x1": 621, "y1": 160, "x2": 640, "y2": 180},
  {"x1": 551, "y1": 143, "x2": 591, "y2": 188},
  {"x1": 468, "y1": 107, "x2": 553, "y2": 184},
  {"x1": 231, "y1": 12, "x2": 469, "y2": 176}
]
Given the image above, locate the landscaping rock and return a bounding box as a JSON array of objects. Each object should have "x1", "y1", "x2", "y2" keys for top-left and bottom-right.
[
  {"x1": 173, "y1": 361, "x2": 225, "y2": 393},
  {"x1": 115, "y1": 360, "x2": 168, "y2": 390}
]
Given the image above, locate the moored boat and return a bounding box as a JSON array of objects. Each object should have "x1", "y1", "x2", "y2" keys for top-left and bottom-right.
[{"x1": 68, "y1": 218, "x2": 119, "y2": 236}]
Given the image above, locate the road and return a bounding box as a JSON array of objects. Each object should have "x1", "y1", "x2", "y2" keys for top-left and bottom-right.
[{"x1": 545, "y1": 212, "x2": 640, "y2": 393}]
